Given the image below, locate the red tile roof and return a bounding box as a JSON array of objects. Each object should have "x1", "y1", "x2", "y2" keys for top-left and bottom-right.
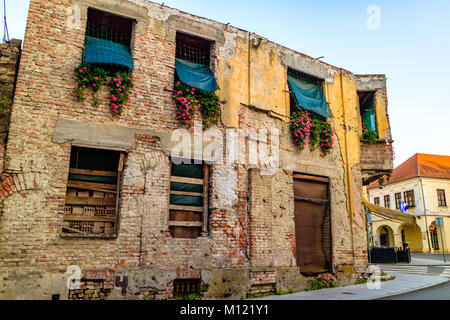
[{"x1": 368, "y1": 153, "x2": 450, "y2": 189}]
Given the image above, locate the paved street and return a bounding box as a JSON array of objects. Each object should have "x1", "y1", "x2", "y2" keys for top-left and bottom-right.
[
  {"x1": 375, "y1": 253, "x2": 450, "y2": 277},
  {"x1": 411, "y1": 253, "x2": 450, "y2": 264},
  {"x1": 260, "y1": 273, "x2": 448, "y2": 300},
  {"x1": 375, "y1": 253, "x2": 450, "y2": 299},
  {"x1": 377, "y1": 265, "x2": 450, "y2": 277},
  {"x1": 380, "y1": 280, "x2": 450, "y2": 300}
]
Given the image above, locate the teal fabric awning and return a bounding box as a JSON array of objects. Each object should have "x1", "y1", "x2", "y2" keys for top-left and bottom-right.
[
  {"x1": 288, "y1": 75, "x2": 332, "y2": 118},
  {"x1": 175, "y1": 58, "x2": 219, "y2": 92},
  {"x1": 84, "y1": 36, "x2": 134, "y2": 69},
  {"x1": 362, "y1": 108, "x2": 376, "y2": 131}
]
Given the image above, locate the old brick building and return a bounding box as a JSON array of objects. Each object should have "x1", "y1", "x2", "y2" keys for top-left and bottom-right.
[{"x1": 0, "y1": 0, "x2": 393, "y2": 300}]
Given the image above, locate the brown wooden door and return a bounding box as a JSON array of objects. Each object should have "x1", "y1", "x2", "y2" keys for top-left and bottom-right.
[{"x1": 294, "y1": 176, "x2": 331, "y2": 274}]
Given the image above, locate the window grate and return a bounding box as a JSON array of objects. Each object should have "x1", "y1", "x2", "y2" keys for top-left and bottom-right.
[
  {"x1": 176, "y1": 33, "x2": 211, "y2": 65},
  {"x1": 173, "y1": 279, "x2": 201, "y2": 297},
  {"x1": 86, "y1": 8, "x2": 133, "y2": 47},
  {"x1": 288, "y1": 68, "x2": 323, "y2": 87}
]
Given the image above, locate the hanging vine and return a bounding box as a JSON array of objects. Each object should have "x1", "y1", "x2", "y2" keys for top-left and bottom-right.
[
  {"x1": 74, "y1": 63, "x2": 134, "y2": 115},
  {"x1": 173, "y1": 81, "x2": 224, "y2": 129},
  {"x1": 290, "y1": 108, "x2": 335, "y2": 156}
]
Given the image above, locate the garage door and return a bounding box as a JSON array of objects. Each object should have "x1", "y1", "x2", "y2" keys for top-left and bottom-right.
[{"x1": 294, "y1": 174, "x2": 332, "y2": 274}]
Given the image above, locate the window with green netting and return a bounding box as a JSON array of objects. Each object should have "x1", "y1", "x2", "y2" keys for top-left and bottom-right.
[{"x1": 83, "y1": 8, "x2": 135, "y2": 72}]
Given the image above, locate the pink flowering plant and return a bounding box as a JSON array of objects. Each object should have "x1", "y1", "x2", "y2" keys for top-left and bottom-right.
[
  {"x1": 109, "y1": 71, "x2": 134, "y2": 115},
  {"x1": 319, "y1": 120, "x2": 334, "y2": 155},
  {"x1": 173, "y1": 81, "x2": 224, "y2": 129},
  {"x1": 290, "y1": 109, "x2": 312, "y2": 150},
  {"x1": 74, "y1": 63, "x2": 107, "y2": 106},
  {"x1": 290, "y1": 108, "x2": 334, "y2": 156},
  {"x1": 74, "y1": 63, "x2": 134, "y2": 115}
]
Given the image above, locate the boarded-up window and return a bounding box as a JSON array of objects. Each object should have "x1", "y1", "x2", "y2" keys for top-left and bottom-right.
[
  {"x1": 169, "y1": 160, "x2": 209, "y2": 239},
  {"x1": 293, "y1": 174, "x2": 331, "y2": 274},
  {"x1": 173, "y1": 279, "x2": 201, "y2": 298},
  {"x1": 63, "y1": 147, "x2": 124, "y2": 237}
]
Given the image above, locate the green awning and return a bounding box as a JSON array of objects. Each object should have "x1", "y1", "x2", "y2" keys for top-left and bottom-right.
[
  {"x1": 84, "y1": 36, "x2": 134, "y2": 69},
  {"x1": 288, "y1": 75, "x2": 332, "y2": 118},
  {"x1": 363, "y1": 108, "x2": 377, "y2": 132},
  {"x1": 175, "y1": 58, "x2": 219, "y2": 92}
]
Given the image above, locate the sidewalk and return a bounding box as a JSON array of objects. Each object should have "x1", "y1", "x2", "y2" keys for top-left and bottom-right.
[{"x1": 259, "y1": 273, "x2": 449, "y2": 300}]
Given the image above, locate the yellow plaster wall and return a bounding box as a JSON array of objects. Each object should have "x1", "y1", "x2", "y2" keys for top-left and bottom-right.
[
  {"x1": 218, "y1": 36, "x2": 249, "y2": 129},
  {"x1": 217, "y1": 33, "x2": 388, "y2": 232},
  {"x1": 218, "y1": 37, "x2": 289, "y2": 129}
]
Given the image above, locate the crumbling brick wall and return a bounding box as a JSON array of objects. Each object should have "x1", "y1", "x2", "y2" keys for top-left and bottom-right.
[
  {"x1": 0, "y1": 39, "x2": 21, "y2": 172},
  {"x1": 0, "y1": 0, "x2": 387, "y2": 299}
]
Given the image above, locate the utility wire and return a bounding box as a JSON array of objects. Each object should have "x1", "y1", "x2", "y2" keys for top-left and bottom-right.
[{"x1": 3, "y1": 0, "x2": 9, "y2": 43}]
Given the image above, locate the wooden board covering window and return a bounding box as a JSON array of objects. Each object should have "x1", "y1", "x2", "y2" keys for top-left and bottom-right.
[
  {"x1": 62, "y1": 147, "x2": 124, "y2": 238},
  {"x1": 169, "y1": 161, "x2": 209, "y2": 239}
]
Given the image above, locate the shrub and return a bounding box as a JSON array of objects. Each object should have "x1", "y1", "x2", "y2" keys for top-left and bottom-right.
[{"x1": 363, "y1": 129, "x2": 378, "y2": 142}]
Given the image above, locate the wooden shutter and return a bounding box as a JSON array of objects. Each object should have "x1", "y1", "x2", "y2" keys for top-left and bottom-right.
[{"x1": 293, "y1": 175, "x2": 332, "y2": 274}]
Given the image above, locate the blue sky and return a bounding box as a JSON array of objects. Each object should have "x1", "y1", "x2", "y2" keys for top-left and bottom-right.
[{"x1": 3, "y1": 0, "x2": 450, "y2": 167}]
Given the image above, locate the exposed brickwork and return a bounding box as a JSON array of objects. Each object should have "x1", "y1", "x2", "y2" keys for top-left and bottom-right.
[
  {"x1": 0, "y1": 172, "x2": 43, "y2": 199},
  {"x1": 0, "y1": 40, "x2": 21, "y2": 173},
  {"x1": 0, "y1": 0, "x2": 393, "y2": 299}
]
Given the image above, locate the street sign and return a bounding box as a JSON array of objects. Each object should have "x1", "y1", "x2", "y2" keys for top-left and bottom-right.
[
  {"x1": 429, "y1": 225, "x2": 436, "y2": 232},
  {"x1": 436, "y1": 217, "x2": 444, "y2": 226}
]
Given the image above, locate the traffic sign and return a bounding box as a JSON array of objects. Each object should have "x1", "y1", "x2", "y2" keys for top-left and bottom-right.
[
  {"x1": 436, "y1": 217, "x2": 444, "y2": 226},
  {"x1": 429, "y1": 225, "x2": 436, "y2": 232}
]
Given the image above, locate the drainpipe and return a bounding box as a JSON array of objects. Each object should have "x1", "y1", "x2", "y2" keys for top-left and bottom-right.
[
  {"x1": 339, "y1": 69, "x2": 355, "y2": 265},
  {"x1": 248, "y1": 32, "x2": 252, "y2": 107},
  {"x1": 419, "y1": 177, "x2": 431, "y2": 253}
]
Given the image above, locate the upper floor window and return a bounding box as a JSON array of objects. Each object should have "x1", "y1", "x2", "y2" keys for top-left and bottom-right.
[
  {"x1": 404, "y1": 190, "x2": 416, "y2": 208},
  {"x1": 169, "y1": 160, "x2": 210, "y2": 239},
  {"x1": 176, "y1": 32, "x2": 212, "y2": 66},
  {"x1": 395, "y1": 193, "x2": 402, "y2": 209},
  {"x1": 83, "y1": 8, "x2": 135, "y2": 72},
  {"x1": 437, "y1": 189, "x2": 447, "y2": 207},
  {"x1": 384, "y1": 195, "x2": 391, "y2": 209},
  {"x1": 358, "y1": 91, "x2": 378, "y2": 142},
  {"x1": 288, "y1": 68, "x2": 331, "y2": 119},
  {"x1": 374, "y1": 197, "x2": 380, "y2": 206},
  {"x1": 63, "y1": 146, "x2": 125, "y2": 238},
  {"x1": 174, "y1": 32, "x2": 218, "y2": 93}
]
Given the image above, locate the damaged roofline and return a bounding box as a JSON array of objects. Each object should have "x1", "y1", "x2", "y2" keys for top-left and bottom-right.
[{"x1": 147, "y1": 0, "x2": 372, "y2": 78}]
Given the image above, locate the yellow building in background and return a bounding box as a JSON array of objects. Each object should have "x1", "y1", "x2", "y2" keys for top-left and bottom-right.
[{"x1": 367, "y1": 154, "x2": 450, "y2": 253}]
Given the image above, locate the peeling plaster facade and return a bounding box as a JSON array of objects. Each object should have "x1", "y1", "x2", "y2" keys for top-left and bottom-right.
[{"x1": 0, "y1": 0, "x2": 394, "y2": 300}]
